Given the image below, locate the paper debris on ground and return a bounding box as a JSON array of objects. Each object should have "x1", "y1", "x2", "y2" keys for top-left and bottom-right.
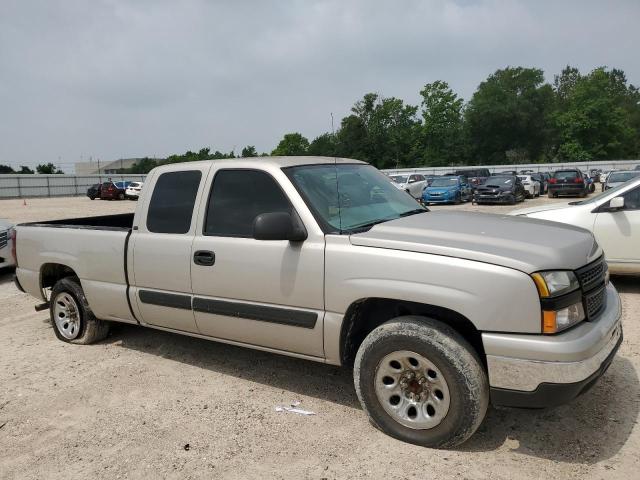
[{"x1": 275, "y1": 401, "x2": 315, "y2": 416}]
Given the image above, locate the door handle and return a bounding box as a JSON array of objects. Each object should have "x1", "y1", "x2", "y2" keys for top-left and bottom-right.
[{"x1": 193, "y1": 250, "x2": 215, "y2": 266}]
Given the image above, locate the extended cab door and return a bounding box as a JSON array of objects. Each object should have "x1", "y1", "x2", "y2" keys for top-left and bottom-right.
[
  {"x1": 129, "y1": 165, "x2": 209, "y2": 332},
  {"x1": 190, "y1": 164, "x2": 325, "y2": 358}
]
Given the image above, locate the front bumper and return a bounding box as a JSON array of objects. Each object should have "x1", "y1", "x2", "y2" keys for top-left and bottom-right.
[
  {"x1": 484, "y1": 282, "x2": 622, "y2": 408},
  {"x1": 474, "y1": 194, "x2": 512, "y2": 203},
  {"x1": 548, "y1": 185, "x2": 585, "y2": 195}
]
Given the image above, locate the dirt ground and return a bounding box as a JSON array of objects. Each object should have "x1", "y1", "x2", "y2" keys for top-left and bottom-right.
[{"x1": 0, "y1": 195, "x2": 638, "y2": 479}]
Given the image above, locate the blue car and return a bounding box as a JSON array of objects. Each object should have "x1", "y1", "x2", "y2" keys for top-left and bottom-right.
[{"x1": 421, "y1": 175, "x2": 472, "y2": 205}]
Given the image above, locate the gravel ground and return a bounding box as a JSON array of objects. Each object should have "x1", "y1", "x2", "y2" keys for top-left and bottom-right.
[{"x1": 0, "y1": 195, "x2": 638, "y2": 479}]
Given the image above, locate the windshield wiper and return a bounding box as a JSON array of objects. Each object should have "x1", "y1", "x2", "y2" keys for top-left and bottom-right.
[
  {"x1": 345, "y1": 208, "x2": 428, "y2": 234},
  {"x1": 398, "y1": 208, "x2": 428, "y2": 217}
]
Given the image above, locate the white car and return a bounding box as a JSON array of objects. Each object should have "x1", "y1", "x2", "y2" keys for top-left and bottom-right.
[
  {"x1": 517, "y1": 175, "x2": 540, "y2": 198},
  {"x1": 603, "y1": 170, "x2": 640, "y2": 191},
  {"x1": 388, "y1": 173, "x2": 427, "y2": 198},
  {"x1": 125, "y1": 181, "x2": 144, "y2": 200},
  {"x1": 511, "y1": 176, "x2": 640, "y2": 274},
  {"x1": 0, "y1": 219, "x2": 15, "y2": 269}
]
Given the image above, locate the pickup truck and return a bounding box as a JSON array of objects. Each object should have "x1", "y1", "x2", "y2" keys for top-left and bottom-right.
[{"x1": 14, "y1": 157, "x2": 623, "y2": 448}]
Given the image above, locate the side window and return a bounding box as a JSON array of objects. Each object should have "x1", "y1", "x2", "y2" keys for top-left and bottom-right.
[
  {"x1": 205, "y1": 170, "x2": 292, "y2": 237},
  {"x1": 623, "y1": 186, "x2": 640, "y2": 210},
  {"x1": 146, "y1": 170, "x2": 202, "y2": 234}
]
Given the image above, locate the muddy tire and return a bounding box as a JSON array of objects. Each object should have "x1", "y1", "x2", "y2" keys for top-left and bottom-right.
[
  {"x1": 50, "y1": 277, "x2": 110, "y2": 345},
  {"x1": 354, "y1": 316, "x2": 489, "y2": 448}
]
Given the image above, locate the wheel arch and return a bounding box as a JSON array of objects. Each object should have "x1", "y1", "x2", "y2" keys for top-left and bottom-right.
[
  {"x1": 40, "y1": 263, "x2": 79, "y2": 296},
  {"x1": 339, "y1": 297, "x2": 485, "y2": 368}
]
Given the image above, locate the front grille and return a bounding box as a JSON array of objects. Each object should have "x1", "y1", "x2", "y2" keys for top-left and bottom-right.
[
  {"x1": 585, "y1": 286, "x2": 606, "y2": 319},
  {"x1": 576, "y1": 257, "x2": 605, "y2": 291},
  {"x1": 0, "y1": 230, "x2": 7, "y2": 249},
  {"x1": 575, "y1": 256, "x2": 607, "y2": 320}
]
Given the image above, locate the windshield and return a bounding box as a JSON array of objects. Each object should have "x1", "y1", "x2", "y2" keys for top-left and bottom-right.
[
  {"x1": 286, "y1": 164, "x2": 425, "y2": 233},
  {"x1": 484, "y1": 177, "x2": 513, "y2": 186},
  {"x1": 389, "y1": 175, "x2": 408, "y2": 184},
  {"x1": 554, "y1": 170, "x2": 580, "y2": 180},
  {"x1": 430, "y1": 177, "x2": 458, "y2": 187},
  {"x1": 608, "y1": 171, "x2": 640, "y2": 183},
  {"x1": 572, "y1": 177, "x2": 640, "y2": 205}
]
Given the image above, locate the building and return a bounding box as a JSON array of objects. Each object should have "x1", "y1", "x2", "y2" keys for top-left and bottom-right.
[{"x1": 74, "y1": 158, "x2": 144, "y2": 175}]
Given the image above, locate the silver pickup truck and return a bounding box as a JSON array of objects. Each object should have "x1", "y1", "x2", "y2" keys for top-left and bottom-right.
[{"x1": 14, "y1": 157, "x2": 622, "y2": 448}]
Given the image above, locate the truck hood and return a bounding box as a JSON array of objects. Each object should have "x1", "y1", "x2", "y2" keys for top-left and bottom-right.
[{"x1": 350, "y1": 211, "x2": 601, "y2": 273}]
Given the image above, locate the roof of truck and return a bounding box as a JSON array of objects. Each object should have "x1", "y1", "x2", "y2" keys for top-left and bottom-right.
[{"x1": 153, "y1": 156, "x2": 367, "y2": 172}]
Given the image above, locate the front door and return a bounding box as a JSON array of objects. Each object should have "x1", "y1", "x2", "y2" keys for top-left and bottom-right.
[
  {"x1": 190, "y1": 167, "x2": 325, "y2": 357},
  {"x1": 593, "y1": 184, "x2": 640, "y2": 263}
]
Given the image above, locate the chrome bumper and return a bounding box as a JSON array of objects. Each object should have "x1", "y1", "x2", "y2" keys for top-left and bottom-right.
[{"x1": 483, "y1": 282, "x2": 622, "y2": 392}]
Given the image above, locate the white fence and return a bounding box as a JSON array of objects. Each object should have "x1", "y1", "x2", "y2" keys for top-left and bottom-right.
[
  {"x1": 382, "y1": 159, "x2": 640, "y2": 176},
  {"x1": 0, "y1": 174, "x2": 147, "y2": 199}
]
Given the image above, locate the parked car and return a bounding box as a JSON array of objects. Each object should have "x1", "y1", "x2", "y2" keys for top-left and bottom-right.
[
  {"x1": 14, "y1": 157, "x2": 622, "y2": 448},
  {"x1": 453, "y1": 168, "x2": 490, "y2": 190},
  {"x1": 548, "y1": 169, "x2": 589, "y2": 198},
  {"x1": 589, "y1": 169, "x2": 602, "y2": 183},
  {"x1": 388, "y1": 174, "x2": 427, "y2": 198},
  {"x1": 125, "y1": 181, "x2": 144, "y2": 200},
  {"x1": 100, "y1": 181, "x2": 131, "y2": 200},
  {"x1": 421, "y1": 175, "x2": 472, "y2": 204},
  {"x1": 603, "y1": 170, "x2": 640, "y2": 190},
  {"x1": 531, "y1": 173, "x2": 547, "y2": 194},
  {"x1": 585, "y1": 173, "x2": 596, "y2": 193},
  {"x1": 492, "y1": 170, "x2": 518, "y2": 176},
  {"x1": 0, "y1": 219, "x2": 15, "y2": 269},
  {"x1": 473, "y1": 175, "x2": 526, "y2": 204},
  {"x1": 87, "y1": 183, "x2": 102, "y2": 200},
  {"x1": 517, "y1": 175, "x2": 540, "y2": 198},
  {"x1": 512, "y1": 176, "x2": 640, "y2": 275}
]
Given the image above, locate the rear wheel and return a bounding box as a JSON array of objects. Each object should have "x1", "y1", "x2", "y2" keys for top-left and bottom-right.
[
  {"x1": 118, "y1": 192, "x2": 125, "y2": 200},
  {"x1": 50, "y1": 277, "x2": 110, "y2": 344},
  {"x1": 354, "y1": 316, "x2": 489, "y2": 448}
]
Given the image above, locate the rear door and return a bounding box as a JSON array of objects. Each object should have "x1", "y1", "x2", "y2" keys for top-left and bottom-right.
[
  {"x1": 129, "y1": 165, "x2": 209, "y2": 332},
  {"x1": 190, "y1": 165, "x2": 325, "y2": 357}
]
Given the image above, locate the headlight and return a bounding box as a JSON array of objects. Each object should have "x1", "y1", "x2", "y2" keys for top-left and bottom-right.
[
  {"x1": 542, "y1": 302, "x2": 585, "y2": 334},
  {"x1": 531, "y1": 271, "x2": 580, "y2": 298}
]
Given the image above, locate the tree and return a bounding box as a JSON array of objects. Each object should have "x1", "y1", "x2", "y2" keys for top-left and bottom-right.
[
  {"x1": 465, "y1": 67, "x2": 555, "y2": 164},
  {"x1": 308, "y1": 133, "x2": 338, "y2": 157},
  {"x1": 271, "y1": 133, "x2": 310, "y2": 156},
  {"x1": 18, "y1": 165, "x2": 34, "y2": 174},
  {"x1": 418, "y1": 81, "x2": 465, "y2": 166},
  {"x1": 0, "y1": 164, "x2": 15, "y2": 173},
  {"x1": 241, "y1": 145, "x2": 258, "y2": 157},
  {"x1": 36, "y1": 163, "x2": 63, "y2": 174},
  {"x1": 554, "y1": 67, "x2": 637, "y2": 160}
]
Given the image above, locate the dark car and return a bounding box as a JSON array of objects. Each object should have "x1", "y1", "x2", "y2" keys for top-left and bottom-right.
[
  {"x1": 87, "y1": 183, "x2": 102, "y2": 200},
  {"x1": 547, "y1": 169, "x2": 589, "y2": 198},
  {"x1": 531, "y1": 173, "x2": 548, "y2": 194},
  {"x1": 100, "y1": 181, "x2": 131, "y2": 200},
  {"x1": 473, "y1": 175, "x2": 526, "y2": 205},
  {"x1": 453, "y1": 168, "x2": 490, "y2": 189}
]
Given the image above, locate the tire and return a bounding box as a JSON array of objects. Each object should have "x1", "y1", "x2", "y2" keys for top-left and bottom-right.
[
  {"x1": 507, "y1": 194, "x2": 516, "y2": 205},
  {"x1": 548, "y1": 192, "x2": 555, "y2": 199},
  {"x1": 454, "y1": 192, "x2": 462, "y2": 205},
  {"x1": 89, "y1": 196, "x2": 95, "y2": 200},
  {"x1": 354, "y1": 316, "x2": 489, "y2": 448},
  {"x1": 50, "y1": 277, "x2": 110, "y2": 345},
  {"x1": 118, "y1": 193, "x2": 125, "y2": 200}
]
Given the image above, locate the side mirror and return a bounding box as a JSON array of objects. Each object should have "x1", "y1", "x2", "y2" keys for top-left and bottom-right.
[
  {"x1": 607, "y1": 196, "x2": 625, "y2": 211},
  {"x1": 253, "y1": 212, "x2": 307, "y2": 242}
]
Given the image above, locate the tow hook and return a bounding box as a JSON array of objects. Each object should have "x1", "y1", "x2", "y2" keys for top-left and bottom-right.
[{"x1": 34, "y1": 302, "x2": 50, "y2": 312}]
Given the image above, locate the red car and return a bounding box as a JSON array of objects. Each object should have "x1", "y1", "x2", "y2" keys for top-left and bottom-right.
[{"x1": 100, "y1": 181, "x2": 131, "y2": 200}]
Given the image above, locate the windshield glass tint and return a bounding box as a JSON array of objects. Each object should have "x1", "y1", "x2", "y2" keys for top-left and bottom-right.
[
  {"x1": 389, "y1": 175, "x2": 408, "y2": 184},
  {"x1": 608, "y1": 171, "x2": 640, "y2": 183},
  {"x1": 430, "y1": 177, "x2": 458, "y2": 187},
  {"x1": 485, "y1": 177, "x2": 513, "y2": 185},
  {"x1": 287, "y1": 164, "x2": 423, "y2": 232}
]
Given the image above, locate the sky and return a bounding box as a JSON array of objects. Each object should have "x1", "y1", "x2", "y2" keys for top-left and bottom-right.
[{"x1": 1, "y1": 0, "x2": 639, "y2": 171}]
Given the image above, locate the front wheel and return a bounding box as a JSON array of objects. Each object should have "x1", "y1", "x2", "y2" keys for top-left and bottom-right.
[
  {"x1": 507, "y1": 194, "x2": 516, "y2": 205},
  {"x1": 354, "y1": 316, "x2": 489, "y2": 448},
  {"x1": 50, "y1": 277, "x2": 110, "y2": 344},
  {"x1": 453, "y1": 192, "x2": 462, "y2": 205}
]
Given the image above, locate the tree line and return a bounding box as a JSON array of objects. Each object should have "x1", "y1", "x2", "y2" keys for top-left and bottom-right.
[
  {"x1": 2, "y1": 65, "x2": 638, "y2": 175},
  {"x1": 0, "y1": 163, "x2": 63, "y2": 174}
]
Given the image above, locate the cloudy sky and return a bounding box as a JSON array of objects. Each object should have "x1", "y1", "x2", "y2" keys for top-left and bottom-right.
[{"x1": 1, "y1": 0, "x2": 639, "y2": 170}]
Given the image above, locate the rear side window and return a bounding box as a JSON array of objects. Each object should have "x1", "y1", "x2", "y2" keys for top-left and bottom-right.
[
  {"x1": 147, "y1": 170, "x2": 202, "y2": 234},
  {"x1": 205, "y1": 170, "x2": 291, "y2": 237}
]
